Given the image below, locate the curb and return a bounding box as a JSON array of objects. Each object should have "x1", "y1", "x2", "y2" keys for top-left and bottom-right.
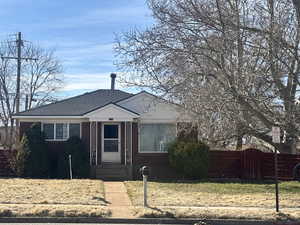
[{"x1": 0, "y1": 217, "x2": 297, "y2": 225}]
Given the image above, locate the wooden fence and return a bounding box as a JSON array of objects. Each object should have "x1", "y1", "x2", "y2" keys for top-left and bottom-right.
[{"x1": 209, "y1": 149, "x2": 300, "y2": 180}]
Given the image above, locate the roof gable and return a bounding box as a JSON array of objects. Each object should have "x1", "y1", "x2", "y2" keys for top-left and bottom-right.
[
  {"x1": 86, "y1": 103, "x2": 139, "y2": 121},
  {"x1": 118, "y1": 91, "x2": 193, "y2": 122},
  {"x1": 118, "y1": 91, "x2": 171, "y2": 115}
]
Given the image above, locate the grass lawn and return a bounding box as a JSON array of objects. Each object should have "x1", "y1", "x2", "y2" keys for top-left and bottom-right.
[
  {"x1": 125, "y1": 180, "x2": 300, "y2": 220},
  {"x1": 0, "y1": 178, "x2": 110, "y2": 217}
]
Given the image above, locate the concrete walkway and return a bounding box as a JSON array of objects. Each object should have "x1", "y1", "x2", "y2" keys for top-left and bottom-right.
[{"x1": 104, "y1": 181, "x2": 133, "y2": 218}]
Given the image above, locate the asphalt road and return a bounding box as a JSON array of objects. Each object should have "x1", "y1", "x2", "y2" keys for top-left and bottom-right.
[
  {"x1": 0, "y1": 223, "x2": 190, "y2": 225},
  {"x1": 0, "y1": 221, "x2": 290, "y2": 225},
  {"x1": 0, "y1": 222, "x2": 282, "y2": 225}
]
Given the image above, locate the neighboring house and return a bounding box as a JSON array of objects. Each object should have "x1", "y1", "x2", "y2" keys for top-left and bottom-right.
[{"x1": 13, "y1": 74, "x2": 191, "y2": 179}]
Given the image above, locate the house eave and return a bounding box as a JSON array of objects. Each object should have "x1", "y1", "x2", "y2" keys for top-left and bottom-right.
[
  {"x1": 13, "y1": 115, "x2": 85, "y2": 119},
  {"x1": 84, "y1": 103, "x2": 140, "y2": 118}
]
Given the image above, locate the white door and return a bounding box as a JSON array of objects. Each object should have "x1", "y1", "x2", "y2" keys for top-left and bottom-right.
[{"x1": 102, "y1": 123, "x2": 121, "y2": 163}]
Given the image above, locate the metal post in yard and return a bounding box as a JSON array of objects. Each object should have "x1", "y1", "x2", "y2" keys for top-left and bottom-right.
[
  {"x1": 69, "y1": 154, "x2": 72, "y2": 180},
  {"x1": 274, "y1": 147, "x2": 279, "y2": 212},
  {"x1": 143, "y1": 174, "x2": 148, "y2": 207},
  {"x1": 272, "y1": 126, "x2": 280, "y2": 212}
]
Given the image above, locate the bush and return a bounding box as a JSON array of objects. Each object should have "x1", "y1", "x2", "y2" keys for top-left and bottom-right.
[
  {"x1": 168, "y1": 139, "x2": 209, "y2": 179},
  {"x1": 56, "y1": 150, "x2": 69, "y2": 179},
  {"x1": 24, "y1": 123, "x2": 50, "y2": 178},
  {"x1": 57, "y1": 136, "x2": 90, "y2": 178},
  {"x1": 10, "y1": 135, "x2": 30, "y2": 177}
]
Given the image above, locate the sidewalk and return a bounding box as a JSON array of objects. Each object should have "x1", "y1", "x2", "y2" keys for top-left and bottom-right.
[{"x1": 104, "y1": 181, "x2": 134, "y2": 218}]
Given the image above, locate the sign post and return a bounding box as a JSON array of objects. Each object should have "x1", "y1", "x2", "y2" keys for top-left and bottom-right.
[
  {"x1": 272, "y1": 126, "x2": 280, "y2": 212},
  {"x1": 143, "y1": 174, "x2": 148, "y2": 207},
  {"x1": 69, "y1": 155, "x2": 72, "y2": 180},
  {"x1": 140, "y1": 166, "x2": 150, "y2": 207}
]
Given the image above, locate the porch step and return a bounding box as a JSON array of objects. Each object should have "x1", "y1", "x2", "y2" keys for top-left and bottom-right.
[
  {"x1": 93, "y1": 164, "x2": 132, "y2": 180},
  {"x1": 97, "y1": 163, "x2": 127, "y2": 169}
]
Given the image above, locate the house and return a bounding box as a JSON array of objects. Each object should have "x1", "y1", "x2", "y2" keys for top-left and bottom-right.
[{"x1": 13, "y1": 74, "x2": 191, "y2": 179}]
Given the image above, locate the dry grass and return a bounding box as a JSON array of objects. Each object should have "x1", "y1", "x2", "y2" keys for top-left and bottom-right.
[
  {"x1": 125, "y1": 181, "x2": 300, "y2": 208},
  {"x1": 0, "y1": 204, "x2": 111, "y2": 217},
  {"x1": 0, "y1": 178, "x2": 106, "y2": 205},
  {"x1": 133, "y1": 206, "x2": 300, "y2": 221},
  {"x1": 0, "y1": 178, "x2": 110, "y2": 217}
]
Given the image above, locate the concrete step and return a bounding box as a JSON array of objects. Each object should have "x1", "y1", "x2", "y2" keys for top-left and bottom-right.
[
  {"x1": 93, "y1": 164, "x2": 131, "y2": 180},
  {"x1": 96, "y1": 163, "x2": 127, "y2": 169},
  {"x1": 96, "y1": 167, "x2": 127, "y2": 174}
]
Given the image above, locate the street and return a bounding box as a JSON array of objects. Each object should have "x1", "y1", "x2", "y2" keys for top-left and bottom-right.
[
  {"x1": 0, "y1": 224, "x2": 192, "y2": 225},
  {"x1": 0, "y1": 222, "x2": 285, "y2": 225}
]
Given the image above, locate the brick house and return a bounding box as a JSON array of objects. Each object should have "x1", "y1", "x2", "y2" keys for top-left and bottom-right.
[{"x1": 13, "y1": 74, "x2": 191, "y2": 179}]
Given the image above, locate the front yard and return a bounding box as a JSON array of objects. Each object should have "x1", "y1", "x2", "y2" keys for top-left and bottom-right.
[
  {"x1": 1, "y1": 178, "x2": 300, "y2": 220},
  {"x1": 125, "y1": 180, "x2": 300, "y2": 220},
  {"x1": 0, "y1": 178, "x2": 110, "y2": 217}
]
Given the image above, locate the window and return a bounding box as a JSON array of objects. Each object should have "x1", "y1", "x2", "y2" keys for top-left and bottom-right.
[
  {"x1": 140, "y1": 123, "x2": 176, "y2": 152},
  {"x1": 43, "y1": 123, "x2": 54, "y2": 140},
  {"x1": 69, "y1": 123, "x2": 80, "y2": 138},
  {"x1": 56, "y1": 123, "x2": 68, "y2": 140},
  {"x1": 103, "y1": 124, "x2": 119, "y2": 152},
  {"x1": 42, "y1": 123, "x2": 80, "y2": 141},
  {"x1": 104, "y1": 124, "x2": 118, "y2": 138}
]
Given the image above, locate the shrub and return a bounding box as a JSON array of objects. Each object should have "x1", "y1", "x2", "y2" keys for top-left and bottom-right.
[
  {"x1": 10, "y1": 135, "x2": 30, "y2": 177},
  {"x1": 56, "y1": 150, "x2": 69, "y2": 179},
  {"x1": 168, "y1": 139, "x2": 209, "y2": 179},
  {"x1": 57, "y1": 136, "x2": 90, "y2": 178},
  {"x1": 24, "y1": 123, "x2": 50, "y2": 178}
]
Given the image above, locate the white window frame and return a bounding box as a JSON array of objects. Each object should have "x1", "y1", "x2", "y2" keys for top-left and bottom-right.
[
  {"x1": 41, "y1": 122, "x2": 82, "y2": 141},
  {"x1": 138, "y1": 122, "x2": 177, "y2": 153}
]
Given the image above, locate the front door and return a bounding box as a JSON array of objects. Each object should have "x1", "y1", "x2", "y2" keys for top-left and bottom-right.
[{"x1": 102, "y1": 123, "x2": 121, "y2": 163}]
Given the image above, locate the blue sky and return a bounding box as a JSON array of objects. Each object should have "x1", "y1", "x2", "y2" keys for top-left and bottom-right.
[{"x1": 0, "y1": 0, "x2": 153, "y2": 97}]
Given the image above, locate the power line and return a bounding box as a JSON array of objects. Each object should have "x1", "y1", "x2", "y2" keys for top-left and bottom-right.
[{"x1": 1, "y1": 32, "x2": 37, "y2": 132}]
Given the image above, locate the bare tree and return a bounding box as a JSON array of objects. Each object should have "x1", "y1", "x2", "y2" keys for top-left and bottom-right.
[
  {"x1": 116, "y1": 0, "x2": 300, "y2": 153},
  {"x1": 21, "y1": 45, "x2": 63, "y2": 109},
  {"x1": 0, "y1": 40, "x2": 63, "y2": 149}
]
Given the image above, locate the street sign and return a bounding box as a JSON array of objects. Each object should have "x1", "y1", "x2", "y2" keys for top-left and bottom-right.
[{"x1": 272, "y1": 126, "x2": 280, "y2": 143}]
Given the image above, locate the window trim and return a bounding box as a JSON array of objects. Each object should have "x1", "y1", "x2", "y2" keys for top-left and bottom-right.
[
  {"x1": 138, "y1": 122, "x2": 177, "y2": 154},
  {"x1": 42, "y1": 122, "x2": 82, "y2": 141}
]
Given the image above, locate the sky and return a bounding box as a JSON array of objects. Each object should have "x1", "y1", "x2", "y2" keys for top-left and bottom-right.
[{"x1": 0, "y1": 0, "x2": 154, "y2": 98}]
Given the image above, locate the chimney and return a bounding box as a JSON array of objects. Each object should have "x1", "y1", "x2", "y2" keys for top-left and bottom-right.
[{"x1": 110, "y1": 73, "x2": 116, "y2": 90}]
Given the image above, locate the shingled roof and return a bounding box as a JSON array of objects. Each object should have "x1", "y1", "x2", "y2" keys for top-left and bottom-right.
[{"x1": 15, "y1": 89, "x2": 134, "y2": 116}]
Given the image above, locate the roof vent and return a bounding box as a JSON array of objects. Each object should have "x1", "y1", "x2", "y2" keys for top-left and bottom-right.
[{"x1": 110, "y1": 73, "x2": 116, "y2": 90}]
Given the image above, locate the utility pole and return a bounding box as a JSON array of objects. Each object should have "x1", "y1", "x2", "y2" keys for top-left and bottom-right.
[
  {"x1": 16, "y1": 32, "x2": 22, "y2": 120},
  {"x1": 25, "y1": 94, "x2": 29, "y2": 111},
  {"x1": 1, "y1": 32, "x2": 37, "y2": 137}
]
